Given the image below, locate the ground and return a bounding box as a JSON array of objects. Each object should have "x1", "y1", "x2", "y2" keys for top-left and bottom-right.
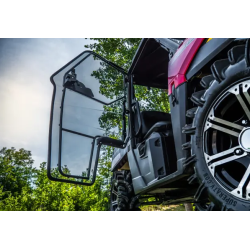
[{"x1": 141, "y1": 204, "x2": 186, "y2": 211}]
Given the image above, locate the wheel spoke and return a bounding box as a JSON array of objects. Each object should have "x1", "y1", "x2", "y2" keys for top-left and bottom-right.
[
  {"x1": 205, "y1": 122, "x2": 240, "y2": 137},
  {"x1": 228, "y1": 83, "x2": 250, "y2": 121},
  {"x1": 231, "y1": 163, "x2": 250, "y2": 199},
  {"x1": 208, "y1": 109, "x2": 244, "y2": 130},
  {"x1": 204, "y1": 146, "x2": 247, "y2": 176},
  {"x1": 246, "y1": 168, "x2": 250, "y2": 199},
  {"x1": 243, "y1": 83, "x2": 250, "y2": 108}
]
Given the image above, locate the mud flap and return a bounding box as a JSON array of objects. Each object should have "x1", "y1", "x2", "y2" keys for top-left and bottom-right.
[{"x1": 47, "y1": 51, "x2": 127, "y2": 185}]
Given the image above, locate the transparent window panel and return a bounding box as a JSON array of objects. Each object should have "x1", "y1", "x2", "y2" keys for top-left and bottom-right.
[
  {"x1": 65, "y1": 54, "x2": 124, "y2": 104},
  {"x1": 62, "y1": 89, "x2": 122, "y2": 138},
  {"x1": 60, "y1": 131, "x2": 94, "y2": 178}
]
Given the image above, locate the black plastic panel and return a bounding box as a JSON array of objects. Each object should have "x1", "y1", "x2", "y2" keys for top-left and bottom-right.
[
  {"x1": 169, "y1": 83, "x2": 188, "y2": 161},
  {"x1": 130, "y1": 131, "x2": 177, "y2": 194},
  {"x1": 186, "y1": 38, "x2": 234, "y2": 79}
]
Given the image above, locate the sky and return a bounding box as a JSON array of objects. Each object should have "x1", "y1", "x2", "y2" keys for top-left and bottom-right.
[{"x1": 0, "y1": 38, "x2": 92, "y2": 168}]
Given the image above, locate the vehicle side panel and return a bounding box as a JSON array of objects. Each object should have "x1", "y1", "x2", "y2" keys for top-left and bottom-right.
[
  {"x1": 186, "y1": 38, "x2": 234, "y2": 80},
  {"x1": 168, "y1": 38, "x2": 205, "y2": 95}
]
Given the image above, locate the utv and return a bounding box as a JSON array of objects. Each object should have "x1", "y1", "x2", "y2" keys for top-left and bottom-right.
[{"x1": 47, "y1": 38, "x2": 250, "y2": 211}]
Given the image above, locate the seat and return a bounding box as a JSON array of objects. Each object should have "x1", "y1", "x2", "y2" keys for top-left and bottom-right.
[
  {"x1": 139, "y1": 111, "x2": 172, "y2": 139},
  {"x1": 143, "y1": 121, "x2": 172, "y2": 140}
]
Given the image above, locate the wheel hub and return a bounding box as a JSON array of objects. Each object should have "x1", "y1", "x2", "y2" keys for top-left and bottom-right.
[{"x1": 239, "y1": 127, "x2": 250, "y2": 153}]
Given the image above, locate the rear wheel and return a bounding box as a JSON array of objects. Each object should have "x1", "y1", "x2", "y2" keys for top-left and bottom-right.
[
  {"x1": 188, "y1": 42, "x2": 250, "y2": 210},
  {"x1": 110, "y1": 170, "x2": 140, "y2": 211}
]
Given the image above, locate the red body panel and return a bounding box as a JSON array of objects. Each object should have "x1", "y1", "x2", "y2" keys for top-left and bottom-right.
[{"x1": 168, "y1": 38, "x2": 205, "y2": 95}]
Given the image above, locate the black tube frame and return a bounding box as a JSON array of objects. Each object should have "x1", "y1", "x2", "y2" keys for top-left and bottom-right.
[{"x1": 128, "y1": 75, "x2": 136, "y2": 149}]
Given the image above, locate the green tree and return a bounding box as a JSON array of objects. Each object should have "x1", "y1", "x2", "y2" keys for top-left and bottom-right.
[
  {"x1": 86, "y1": 39, "x2": 141, "y2": 71},
  {"x1": 0, "y1": 147, "x2": 110, "y2": 211},
  {"x1": 0, "y1": 147, "x2": 36, "y2": 210},
  {"x1": 32, "y1": 163, "x2": 109, "y2": 211},
  {"x1": 0, "y1": 147, "x2": 35, "y2": 196}
]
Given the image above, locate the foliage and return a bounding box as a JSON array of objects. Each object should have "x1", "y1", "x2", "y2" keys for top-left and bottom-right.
[
  {"x1": 85, "y1": 39, "x2": 141, "y2": 71},
  {"x1": 0, "y1": 147, "x2": 35, "y2": 196},
  {"x1": 0, "y1": 147, "x2": 109, "y2": 211}
]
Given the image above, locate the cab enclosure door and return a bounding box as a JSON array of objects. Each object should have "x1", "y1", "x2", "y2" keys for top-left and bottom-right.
[{"x1": 48, "y1": 51, "x2": 127, "y2": 185}]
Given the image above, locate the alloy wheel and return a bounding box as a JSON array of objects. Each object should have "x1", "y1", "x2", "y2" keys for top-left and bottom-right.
[{"x1": 203, "y1": 80, "x2": 250, "y2": 200}]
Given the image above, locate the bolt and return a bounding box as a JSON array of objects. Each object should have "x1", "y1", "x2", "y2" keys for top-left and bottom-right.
[
  {"x1": 242, "y1": 120, "x2": 248, "y2": 125},
  {"x1": 235, "y1": 149, "x2": 243, "y2": 155}
]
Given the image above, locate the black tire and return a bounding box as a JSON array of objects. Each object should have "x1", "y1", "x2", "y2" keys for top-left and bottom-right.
[
  {"x1": 110, "y1": 170, "x2": 140, "y2": 211},
  {"x1": 194, "y1": 203, "x2": 210, "y2": 211},
  {"x1": 190, "y1": 42, "x2": 250, "y2": 211}
]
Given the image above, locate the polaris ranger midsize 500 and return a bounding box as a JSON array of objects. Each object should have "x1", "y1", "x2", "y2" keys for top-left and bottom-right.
[{"x1": 48, "y1": 38, "x2": 250, "y2": 211}]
